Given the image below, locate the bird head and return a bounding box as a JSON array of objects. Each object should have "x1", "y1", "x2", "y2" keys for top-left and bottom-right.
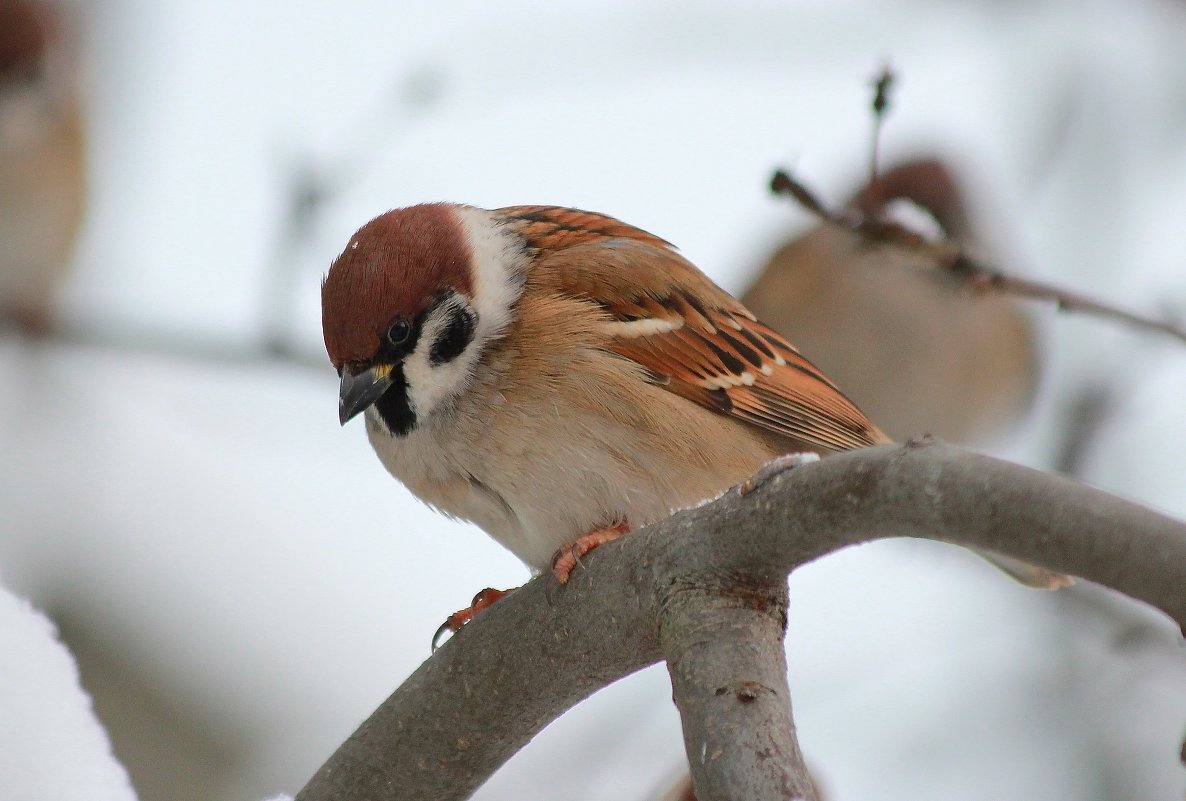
[{"x1": 321, "y1": 203, "x2": 525, "y2": 435}]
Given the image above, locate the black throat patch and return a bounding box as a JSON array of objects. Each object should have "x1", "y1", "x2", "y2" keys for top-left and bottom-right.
[{"x1": 374, "y1": 363, "x2": 416, "y2": 437}]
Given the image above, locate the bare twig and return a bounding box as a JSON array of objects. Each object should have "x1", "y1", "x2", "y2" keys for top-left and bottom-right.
[
  {"x1": 1053, "y1": 380, "x2": 1121, "y2": 477},
  {"x1": 868, "y1": 65, "x2": 895, "y2": 191},
  {"x1": 295, "y1": 440, "x2": 1186, "y2": 801},
  {"x1": 769, "y1": 170, "x2": 846, "y2": 226},
  {"x1": 946, "y1": 253, "x2": 1186, "y2": 343},
  {"x1": 769, "y1": 168, "x2": 1186, "y2": 346}
]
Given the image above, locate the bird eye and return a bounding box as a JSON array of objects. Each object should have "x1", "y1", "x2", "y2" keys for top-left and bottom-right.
[{"x1": 386, "y1": 317, "x2": 411, "y2": 346}]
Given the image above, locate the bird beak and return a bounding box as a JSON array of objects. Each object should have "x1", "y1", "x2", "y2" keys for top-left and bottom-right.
[{"x1": 339, "y1": 364, "x2": 394, "y2": 425}]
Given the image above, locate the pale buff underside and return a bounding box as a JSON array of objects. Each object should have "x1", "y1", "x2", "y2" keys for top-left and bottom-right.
[{"x1": 366, "y1": 289, "x2": 798, "y2": 570}]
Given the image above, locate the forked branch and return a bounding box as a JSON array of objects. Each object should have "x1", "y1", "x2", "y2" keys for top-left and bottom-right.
[{"x1": 295, "y1": 440, "x2": 1186, "y2": 801}]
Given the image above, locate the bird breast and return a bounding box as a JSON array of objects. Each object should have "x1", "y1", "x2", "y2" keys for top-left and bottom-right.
[{"x1": 363, "y1": 291, "x2": 784, "y2": 570}]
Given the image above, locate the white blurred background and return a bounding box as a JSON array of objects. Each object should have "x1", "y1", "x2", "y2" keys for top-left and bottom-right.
[{"x1": 2, "y1": 1, "x2": 1186, "y2": 799}]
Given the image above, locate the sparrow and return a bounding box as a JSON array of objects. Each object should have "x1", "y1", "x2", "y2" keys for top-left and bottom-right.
[
  {"x1": 0, "y1": 0, "x2": 85, "y2": 333},
  {"x1": 743, "y1": 159, "x2": 1038, "y2": 445},
  {"x1": 321, "y1": 203, "x2": 1064, "y2": 634}
]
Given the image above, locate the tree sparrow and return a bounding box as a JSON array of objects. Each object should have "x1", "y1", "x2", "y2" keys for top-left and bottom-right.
[
  {"x1": 743, "y1": 159, "x2": 1038, "y2": 445},
  {"x1": 321, "y1": 203, "x2": 1064, "y2": 630},
  {"x1": 0, "y1": 0, "x2": 85, "y2": 333}
]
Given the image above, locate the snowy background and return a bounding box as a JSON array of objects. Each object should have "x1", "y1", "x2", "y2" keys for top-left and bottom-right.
[{"x1": 2, "y1": 1, "x2": 1186, "y2": 799}]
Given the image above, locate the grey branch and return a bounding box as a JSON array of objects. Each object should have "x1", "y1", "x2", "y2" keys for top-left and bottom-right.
[
  {"x1": 295, "y1": 440, "x2": 1186, "y2": 801},
  {"x1": 769, "y1": 167, "x2": 1186, "y2": 346}
]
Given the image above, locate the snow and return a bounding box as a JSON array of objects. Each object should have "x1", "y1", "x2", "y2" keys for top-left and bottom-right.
[
  {"x1": 0, "y1": 581, "x2": 136, "y2": 801},
  {"x1": 3, "y1": 0, "x2": 1186, "y2": 799}
]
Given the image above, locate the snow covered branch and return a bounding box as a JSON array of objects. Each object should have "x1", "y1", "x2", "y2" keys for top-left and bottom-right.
[{"x1": 294, "y1": 439, "x2": 1186, "y2": 801}]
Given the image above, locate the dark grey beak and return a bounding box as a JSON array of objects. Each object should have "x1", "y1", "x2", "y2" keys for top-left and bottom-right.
[{"x1": 339, "y1": 364, "x2": 394, "y2": 425}]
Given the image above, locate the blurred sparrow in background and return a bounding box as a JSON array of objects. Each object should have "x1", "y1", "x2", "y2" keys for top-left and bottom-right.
[
  {"x1": 743, "y1": 159, "x2": 1038, "y2": 445},
  {"x1": 321, "y1": 203, "x2": 1063, "y2": 634},
  {"x1": 0, "y1": 0, "x2": 85, "y2": 333}
]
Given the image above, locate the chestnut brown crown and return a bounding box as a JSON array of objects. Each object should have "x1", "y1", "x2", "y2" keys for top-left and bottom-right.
[{"x1": 321, "y1": 203, "x2": 474, "y2": 370}]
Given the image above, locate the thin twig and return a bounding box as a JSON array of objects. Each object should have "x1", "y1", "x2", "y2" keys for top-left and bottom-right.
[
  {"x1": 769, "y1": 169, "x2": 845, "y2": 226},
  {"x1": 769, "y1": 167, "x2": 1186, "y2": 346},
  {"x1": 1052, "y1": 380, "x2": 1119, "y2": 477},
  {"x1": 948, "y1": 255, "x2": 1186, "y2": 343},
  {"x1": 868, "y1": 65, "x2": 895, "y2": 191}
]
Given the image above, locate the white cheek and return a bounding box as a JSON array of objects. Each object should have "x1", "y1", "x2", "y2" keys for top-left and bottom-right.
[
  {"x1": 453, "y1": 206, "x2": 527, "y2": 345},
  {"x1": 403, "y1": 347, "x2": 474, "y2": 420},
  {"x1": 402, "y1": 303, "x2": 479, "y2": 421},
  {"x1": 398, "y1": 207, "x2": 527, "y2": 424}
]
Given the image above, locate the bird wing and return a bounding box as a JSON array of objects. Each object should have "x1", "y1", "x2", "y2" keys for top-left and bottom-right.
[{"x1": 498, "y1": 205, "x2": 889, "y2": 452}]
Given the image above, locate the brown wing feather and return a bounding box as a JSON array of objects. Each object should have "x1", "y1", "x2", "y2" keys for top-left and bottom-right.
[
  {"x1": 497, "y1": 206, "x2": 889, "y2": 452},
  {"x1": 497, "y1": 205, "x2": 674, "y2": 251}
]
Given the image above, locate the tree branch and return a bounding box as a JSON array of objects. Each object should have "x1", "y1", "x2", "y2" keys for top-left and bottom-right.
[
  {"x1": 662, "y1": 576, "x2": 816, "y2": 800},
  {"x1": 769, "y1": 168, "x2": 1186, "y2": 346},
  {"x1": 295, "y1": 441, "x2": 1186, "y2": 801}
]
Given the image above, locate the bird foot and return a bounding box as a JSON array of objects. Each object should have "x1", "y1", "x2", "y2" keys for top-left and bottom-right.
[
  {"x1": 432, "y1": 587, "x2": 511, "y2": 651},
  {"x1": 550, "y1": 521, "x2": 631, "y2": 586}
]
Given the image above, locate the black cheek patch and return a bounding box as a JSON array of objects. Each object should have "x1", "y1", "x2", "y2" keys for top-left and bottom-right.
[
  {"x1": 374, "y1": 364, "x2": 417, "y2": 437},
  {"x1": 429, "y1": 306, "x2": 477, "y2": 366}
]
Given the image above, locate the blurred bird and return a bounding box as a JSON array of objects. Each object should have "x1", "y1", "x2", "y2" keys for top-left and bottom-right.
[
  {"x1": 0, "y1": 0, "x2": 85, "y2": 333},
  {"x1": 320, "y1": 203, "x2": 1064, "y2": 631},
  {"x1": 743, "y1": 159, "x2": 1038, "y2": 445}
]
